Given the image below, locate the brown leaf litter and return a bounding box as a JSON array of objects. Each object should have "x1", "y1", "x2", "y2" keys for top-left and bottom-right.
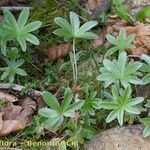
[
  {"x1": 0, "y1": 92, "x2": 37, "y2": 136},
  {"x1": 47, "y1": 43, "x2": 72, "y2": 61}
]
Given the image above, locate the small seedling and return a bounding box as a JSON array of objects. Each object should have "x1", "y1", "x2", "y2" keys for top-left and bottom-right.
[
  {"x1": 54, "y1": 11, "x2": 98, "y2": 84},
  {"x1": 105, "y1": 28, "x2": 135, "y2": 56},
  {"x1": 140, "y1": 54, "x2": 150, "y2": 85},
  {"x1": 39, "y1": 88, "x2": 84, "y2": 132},
  {"x1": 1, "y1": 8, "x2": 42, "y2": 54},
  {"x1": 97, "y1": 51, "x2": 142, "y2": 88},
  {"x1": 101, "y1": 85, "x2": 144, "y2": 126},
  {"x1": 0, "y1": 59, "x2": 27, "y2": 83}
]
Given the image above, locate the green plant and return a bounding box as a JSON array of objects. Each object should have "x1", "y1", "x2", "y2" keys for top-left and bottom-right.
[
  {"x1": 101, "y1": 85, "x2": 144, "y2": 126},
  {"x1": 81, "y1": 90, "x2": 102, "y2": 116},
  {"x1": 38, "y1": 88, "x2": 84, "y2": 132},
  {"x1": 141, "y1": 117, "x2": 150, "y2": 137},
  {"x1": 136, "y1": 6, "x2": 150, "y2": 21},
  {"x1": 53, "y1": 11, "x2": 98, "y2": 84},
  {"x1": 97, "y1": 51, "x2": 142, "y2": 88},
  {"x1": 0, "y1": 59, "x2": 27, "y2": 83},
  {"x1": 140, "y1": 54, "x2": 150, "y2": 85},
  {"x1": 113, "y1": 0, "x2": 133, "y2": 23},
  {"x1": 105, "y1": 28, "x2": 135, "y2": 56},
  {"x1": 1, "y1": 8, "x2": 42, "y2": 55}
]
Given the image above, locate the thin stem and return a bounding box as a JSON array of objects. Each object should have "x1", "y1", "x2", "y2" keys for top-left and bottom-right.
[{"x1": 73, "y1": 38, "x2": 78, "y2": 85}]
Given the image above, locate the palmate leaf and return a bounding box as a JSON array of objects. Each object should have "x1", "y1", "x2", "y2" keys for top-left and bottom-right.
[
  {"x1": 0, "y1": 59, "x2": 27, "y2": 83},
  {"x1": 81, "y1": 90, "x2": 102, "y2": 116},
  {"x1": 39, "y1": 88, "x2": 84, "y2": 132},
  {"x1": 97, "y1": 52, "x2": 142, "y2": 88},
  {"x1": 53, "y1": 11, "x2": 98, "y2": 40},
  {"x1": 2, "y1": 8, "x2": 42, "y2": 52},
  {"x1": 105, "y1": 28, "x2": 135, "y2": 56},
  {"x1": 101, "y1": 86, "x2": 144, "y2": 126}
]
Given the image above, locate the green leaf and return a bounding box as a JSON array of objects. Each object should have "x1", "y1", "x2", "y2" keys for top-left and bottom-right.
[
  {"x1": 141, "y1": 54, "x2": 150, "y2": 65},
  {"x1": 38, "y1": 108, "x2": 54, "y2": 118},
  {"x1": 103, "y1": 59, "x2": 112, "y2": 72},
  {"x1": 54, "y1": 17, "x2": 72, "y2": 32},
  {"x1": 42, "y1": 91, "x2": 61, "y2": 110},
  {"x1": 18, "y1": 8, "x2": 29, "y2": 29},
  {"x1": 61, "y1": 88, "x2": 73, "y2": 112},
  {"x1": 1, "y1": 43, "x2": 7, "y2": 56},
  {"x1": 141, "y1": 117, "x2": 150, "y2": 125},
  {"x1": 4, "y1": 9, "x2": 17, "y2": 29},
  {"x1": 125, "y1": 106, "x2": 141, "y2": 114},
  {"x1": 1, "y1": 71, "x2": 9, "y2": 80},
  {"x1": 125, "y1": 62, "x2": 142, "y2": 74},
  {"x1": 101, "y1": 101, "x2": 118, "y2": 109},
  {"x1": 17, "y1": 36, "x2": 26, "y2": 51},
  {"x1": 106, "y1": 109, "x2": 119, "y2": 123},
  {"x1": 78, "y1": 32, "x2": 98, "y2": 39},
  {"x1": 123, "y1": 86, "x2": 132, "y2": 103},
  {"x1": 15, "y1": 59, "x2": 25, "y2": 67},
  {"x1": 136, "y1": 6, "x2": 150, "y2": 21},
  {"x1": 78, "y1": 21, "x2": 97, "y2": 35},
  {"x1": 105, "y1": 47, "x2": 118, "y2": 56},
  {"x1": 118, "y1": 110, "x2": 124, "y2": 126},
  {"x1": 9, "y1": 75, "x2": 15, "y2": 83},
  {"x1": 128, "y1": 97, "x2": 144, "y2": 106},
  {"x1": 24, "y1": 21, "x2": 42, "y2": 32},
  {"x1": 128, "y1": 76, "x2": 142, "y2": 85},
  {"x1": 118, "y1": 51, "x2": 127, "y2": 74},
  {"x1": 16, "y1": 68, "x2": 27, "y2": 76},
  {"x1": 66, "y1": 100, "x2": 84, "y2": 112},
  {"x1": 53, "y1": 28, "x2": 73, "y2": 38},
  {"x1": 106, "y1": 34, "x2": 117, "y2": 44},
  {"x1": 143, "y1": 125, "x2": 150, "y2": 137},
  {"x1": 126, "y1": 34, "x2": 136, "y2": 44},
  {"x1": 44, "y1": 116, "x2": 60, "y2": 127},
  {"x1": 142, "y1": 74, "x2": 150, "y2": 85},
  {"x1": 119, "y1": 28, "x2": 126, "y2": 42},
  {"x1": 26, "y1": 33, "x2": 40, "y2": 45},
  {"x1": 63, "y1": 109, "x2": 75, "y2": 117},
  {"x1": 70, "y1": 12, "x2": 80, "y2": 36}
]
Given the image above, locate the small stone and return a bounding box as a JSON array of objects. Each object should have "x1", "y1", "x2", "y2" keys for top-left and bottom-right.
[{"x1": 87, "y1": 125, "x2": 150, "y2": 150}]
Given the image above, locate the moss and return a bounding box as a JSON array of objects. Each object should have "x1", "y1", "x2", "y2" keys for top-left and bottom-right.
[{"x1": 30, "y1": 0, "x2": 77, "y2": 52}]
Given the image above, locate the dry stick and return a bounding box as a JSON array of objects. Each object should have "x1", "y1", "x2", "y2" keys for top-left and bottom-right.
[{"x1": 0, "y1": 83, "x2": 43, "y2": 97}]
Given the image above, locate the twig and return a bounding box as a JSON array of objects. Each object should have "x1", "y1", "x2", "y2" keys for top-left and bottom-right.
[
  {"x1": 0, "y1": 83, "x2": 43, "y2": 97},
  {"x1": 1, "y1": 6, "x2": 33, "y2": 11}
]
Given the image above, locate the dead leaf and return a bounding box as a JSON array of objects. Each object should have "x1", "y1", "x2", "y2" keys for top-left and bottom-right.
[
  {"x1": 91, "y1": 29, "x2": 107, "y2": 48},
  {"x1": 18, "y1": 97, "x2": 36, "y2": 125},
  {"x1": 125, "y1": 22, "x2": 150, "y2": 55},
  {"x1": 0, "y1": 120, "x2": 26, "y2": 136},
  {"x1": 0, "y1": 91, "x2": 18, "y2": 102},
  {"x1": 47, "y1": 43, "x2": 72, "y2": 61},
  {"x1": 0, "y1": 96, "x2": 37, "y2": 136},
  {"x1": 0, "y1": 113, "x2": 4, "y2": 131}
]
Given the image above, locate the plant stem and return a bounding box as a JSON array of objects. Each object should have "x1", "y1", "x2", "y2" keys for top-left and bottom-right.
[{"x1": 73, "y1": 38, "x2": 78, "y2": 85}]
